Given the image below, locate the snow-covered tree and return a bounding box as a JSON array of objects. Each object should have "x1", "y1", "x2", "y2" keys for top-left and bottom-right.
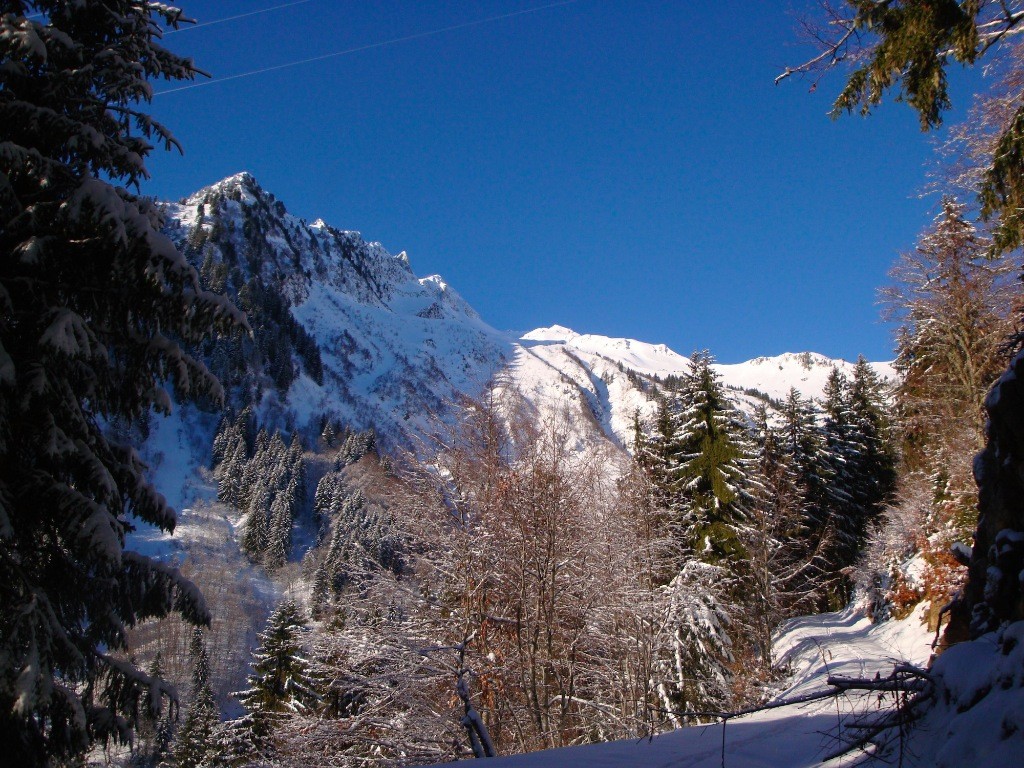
[
  {"x1": 657, "y1": 561, "x2": 733, "y2": 722},
  {"x1": 846, "y1": 358, "x2": 897, "y2": 537},
  {"x1": 0, "y1": 3, "x2": 244, "y2": 764},
  {"x1": 636, "y1": 395, "x2": 686, "y2": 516},
  {"x1": 286, "y1": 433, "x2": 305, "y2": 504},
  {"x1": 674, "y1": 352, "x2": 758, "y2": 564},
  {"x1": 776, "y1": 387, "x2": 850, "y2": 606},
  {"x1": 777, "y1": 0, "x2": 1024, "y2": 649},
  {"x1": 320, "y1": 419, "x2": 337, "y2": 448},
  {"x1": 238, "y1": 601, "x2": 316, "y2": 718},
  {"x1": 337, "y1": 428, "x2": 375, "y2": 468},
  {"x1": 882, "y1": 198, "x2": 1015, "y2": 529},
  {"x1": 215, "y1": 425, "x2": 249, "y2": 509},
  {"x1": 133, "y1": 653, "x2": 174, "y2": 767},
  {"x1": 239, "y1": 480, "x2": 270, "y2": 562},
  {"x1": 168, "y1": 630, "x2": 219, "y2": 768},
  {"x1": 743, "y1": 407, "x2": 821, "y2": 663}
]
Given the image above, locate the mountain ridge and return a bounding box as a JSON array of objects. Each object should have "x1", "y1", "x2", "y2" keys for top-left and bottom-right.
[{"x1": 160, "y1": 172, "x2": 895, "y2": 458}]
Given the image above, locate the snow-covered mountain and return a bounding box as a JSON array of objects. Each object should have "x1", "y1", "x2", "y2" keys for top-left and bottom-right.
[
  {"x1": 516, "y1": 324, "x2": 894, "y2": 449},
  {"x1": 159, "y1": 172, "x2": 894, "y2": 463},
  {"x1": 162, "y1": 172, "x2": 510, "y2": 449},
  {"x1": 524, "y1": 325, "x2": 894, "y2": 401}
]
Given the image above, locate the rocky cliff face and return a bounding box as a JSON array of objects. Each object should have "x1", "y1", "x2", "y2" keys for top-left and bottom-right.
[{"x1": 162, "y1": 172, "x2": 510, "y2": 450}]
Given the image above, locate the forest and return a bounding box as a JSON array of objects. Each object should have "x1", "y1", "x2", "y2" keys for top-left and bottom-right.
[{"x1": 2, "y1": 2, "x2": 1024, "y2": 768}]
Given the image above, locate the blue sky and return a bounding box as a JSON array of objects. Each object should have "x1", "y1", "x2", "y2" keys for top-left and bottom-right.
[{"x1": 143, "y1": 0, "x2": 979, "y2": 363}]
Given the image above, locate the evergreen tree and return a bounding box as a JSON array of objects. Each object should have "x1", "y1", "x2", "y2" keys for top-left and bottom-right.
[
  {"x1": 134, "y1": 653, "x2": 174, "y2": 767},
  {"x1": 784, "y1": 5, "x2": 1024, "y2": 255},
  {"x1": 210, "y1": 413, "x2": 235, "y2": 468},
  {"x1": 883, "y1": 199, "x2": 1015, "y2": 451},
  {"x1": 821, "y1": 367, "x2": 856, "y2": 487},
  {"x1": 215, "y1": 425, "x2": 248, "y2": 509},
  {"x1": 286, "y1": 432, "x2": 306, "y2": 506},
  {"x1": 168, "y1": 630, "x2": 219, "y2": 768},
  {"x1": 252, "y1": 427, "x2": 271, "y2": 461},
  {"x1": 240, "y1": 480, "x2": 272, "y2": 561},
  {"x1": 780, "y1": 0, "x2": 1024, "y2": 639},
  {"x1": 882, "y1": 198, "x2": 1014, "y2": 536},
  {"x1": 264, "y1": 482, "x2": 296, "y2": 570},
  {"x1": 206, "y1": 712, "x2": 273, "y2": 768},
  {"x1": 675, "y1": 352, "x2": 757, "y2": 564},
  {"x1": 778, "y1": 387, "x2": 829, "y2": 501},
  {"x1": 321, "y1": 419, "x2": 337, "y2": 448},
  {"x1": 846, "y1": 357, "x2": 897, "y2": 539},
  {"x1": 778, "y1": 388, "x2": 844, "y2": 580},
  {"x1": 265, "y1": 432, "x2": 289, "y2": 490},
  {"x1": 0, "y1": 4, "x2": 244, "y2": 763},
  {"x1": 238, "y1": 601, "x2": 316, "y2": 717},
  {"x1": 337, "y1": 429, "x2": 375, "y2": 467},
  {"x1": 637, "y1": 395, "x2": 686, "y2": 519},
  {"x1": 657, "y1": 561, "x2": 733, "y2": 720},
  {"x1": 744, "y1": 406, "x2": 816, "y2": 660}
]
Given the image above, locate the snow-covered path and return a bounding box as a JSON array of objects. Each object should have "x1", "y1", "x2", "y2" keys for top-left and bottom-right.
[
  {"x1": 436, "y1": 606, "x2": 934, "y2": 768},
  {"x1": 773, "y1": 604, "x2": 934, "y2": 699}
]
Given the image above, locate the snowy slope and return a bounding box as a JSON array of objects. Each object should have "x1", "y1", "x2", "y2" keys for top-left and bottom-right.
[
  {"x1": 522, "y1": 325, "x2": 692, "y2": 378},
  {"x1": 717, "y1": 352, "x2": 896, "y2": 402},
  {"x1": 432, "y1": 606, "x2": 936, "y2": 768},
  {"x1": 524, "y1": 325, "x2": 894, "y2": 402},
  {"x1": 517, "y1": 325, "x2": 895, "y2": 448}
]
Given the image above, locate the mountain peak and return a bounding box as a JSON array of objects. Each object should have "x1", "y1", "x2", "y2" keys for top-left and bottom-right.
[
  {"x1": 211, "y1": 170, "x2": 258, "y2": 193},
  {"x1": 522, "y1": 325, "x2": 580, "y2": 342},
  {"x1": 182, "y1": 171, "x2": 265, "y2": 208}
]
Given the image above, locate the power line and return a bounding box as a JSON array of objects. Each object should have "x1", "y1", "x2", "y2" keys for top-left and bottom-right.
[
  {"x1": 21, "y1": 2, "x2": 314, "y2": 28},
  {"x1": 164, "y1": 0, "x2": 318, "y2": 35},
  {"x1": 155, "y1": 0, "x2": 582, "y2": 97}
]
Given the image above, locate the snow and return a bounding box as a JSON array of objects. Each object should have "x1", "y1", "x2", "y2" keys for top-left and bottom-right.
[
  {"x1": 522, "y1": 324, "x2": 581, "y2": 342},
  {"x1": 520, "y1": 328, "x2": 894, "y2": 403},
  {"x1": 773, "y1": 603, "x2": 935, "y2": 696},
  {"x1": 523, "y1": 325, "x2": 691, "y2": 377},
  {"x1": 430, "y1": 610, "x2": 1024, "y2": 767},
  {"x1": 909, "y1": 622, "x2": 1024, "y2": 767},
  {"x1": 435, "y1": 606, "x2": 940, "y2": 767},
  {"x1": 512, "y1": 326, "x2": 896, "y2": 450},
  {"x1": 126, "y1": 401, "x2": 220, "y2": 560},
  {"x1": 716, "y1": 353, "x2": 896, "y2": 402}
]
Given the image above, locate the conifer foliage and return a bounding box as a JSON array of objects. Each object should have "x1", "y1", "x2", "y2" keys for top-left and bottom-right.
[
  {"x1": 782, "y1": 0, "x2": 1024, "y2": 637},
  {"x1": 212, "y1": 414, "x2": 306, "y2": 570},
  {"x1": 237, "y1": 601, "x2": 315, "y2": 718},
  {"x1": 636, "y1": 352, "x2": 896, "y2": 704},
  {"x1": 167, "y1": 630, "x2": 219, "y2": 768},
  {"x1": 641, "y1": 352, "x2": 757, "y2": 564},
  {"x1": 0, "y1": 3, "x2": 243, "y2": 765},
  {"x1": 674, "y1": 352, "x2": 758, "y2": 563},
  {"x1": 865, "y1": 199, "x2": 1015, "y2": 626}
]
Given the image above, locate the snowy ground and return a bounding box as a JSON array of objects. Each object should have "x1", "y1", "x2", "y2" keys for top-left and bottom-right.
[{"x1": 437, "y1": 606, "x2": 939, "y2": 768}]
